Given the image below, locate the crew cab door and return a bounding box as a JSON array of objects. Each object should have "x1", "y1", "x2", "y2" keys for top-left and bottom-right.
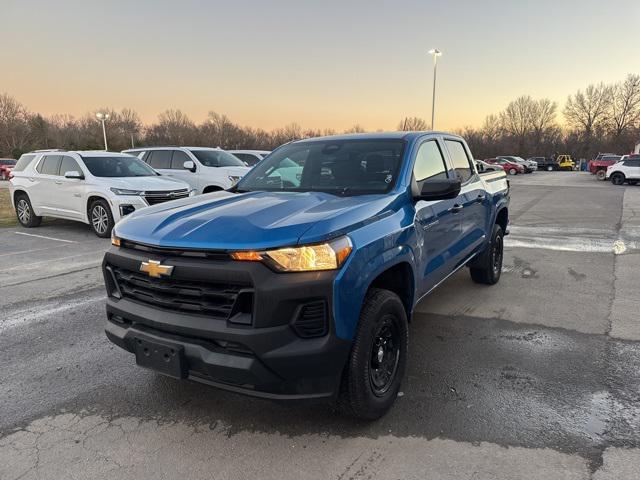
[
  {"x1": 412, "y1": 139, "x2": 464, "y2": 294},
  {"x1": 443, "y1": 138, "x2": 489, "y2": 262},
  {"x1": 167, "y1": 150, "x2": 199, "y2": 190},
  {"x1": 31, "y1": 154, "x2": 62, "y2": 213}
]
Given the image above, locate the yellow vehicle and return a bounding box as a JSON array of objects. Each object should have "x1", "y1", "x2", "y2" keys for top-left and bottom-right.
[{"x1": 556, "y1": 155, "x2": 575, "y2": 171}]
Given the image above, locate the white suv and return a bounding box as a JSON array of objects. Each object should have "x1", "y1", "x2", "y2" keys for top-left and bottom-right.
[
  {"x1": 123, "y1": 147, "x2": 250, "y2": 194},
  {"x1": 9, "y1": 151, "x2": 191, "y2": 237},
  {"x1": 606, "y1": 156, "x2": 640, "y2": 186}
]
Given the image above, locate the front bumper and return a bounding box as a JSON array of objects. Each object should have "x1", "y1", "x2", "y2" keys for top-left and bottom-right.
[
  {"x1": 102, "y1": 246, "x2": 351, "y2": 401},
  {"x1": 107, "y1": 196, "x2": 149, "y2": 223}
]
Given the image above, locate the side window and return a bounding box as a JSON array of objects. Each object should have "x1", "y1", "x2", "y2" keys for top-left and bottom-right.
[
  {"x1": 445, "y1": 140, "x2": 473, "y2": 183},
  {"x1": 413, "y1": 140, "x2": 448, "y2": 183},
  {"x1": 170, "y1": 150, "x2": 192, "y2": 169},
  {"x1": 233, "y1": 153, "x2": 255, "y2": 165},
  {"x1": 625, "y1": 160, "x2": 640, "y2": 168},
  {"x1": 37, "y1": 155, "x2": 62, "y2": 175},
  {"x1": 60, "y1": 156, "x2": 81, "y2": 175},
  {"x1": 147, "y1": 150, "x2": 172, "y2": 169}
]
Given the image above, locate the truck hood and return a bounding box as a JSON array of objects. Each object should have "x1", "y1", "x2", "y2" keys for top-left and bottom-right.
[
  {"x1": 107, "y1": 176, "x2": 189, "y2": 191},
  {"x1": 115, "y1": 190, "x2": 397, "y2": 250}
]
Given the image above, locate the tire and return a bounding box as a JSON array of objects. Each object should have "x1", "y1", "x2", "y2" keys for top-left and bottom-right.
[
  {"x1": 1, "y1": 171, "x2": 7, "y2": 181},
  {"x1": 337, "y1": 288, "x2": 408, "y2": 420},
  {"x1": 596, "y1": 170, "x2": 607, "y2": 181},
  {"x1": 508, "y1": 168, "x2": 517, "y2": 175},
  {"x1": 15, "y1": 193, "x2": 42, "y2": 228},
  {"x1": 546, "y1": 165, "x2": 553, "y2": 171},
  {"x1": 89, "y1": 199, "x2": 114, "y2": 238},
  {"x1": 627, "y1": 180, "x2": 638, "y2": 186},
  {"x1": 611, "y1": 173, "x2": 625, "y2": 186},
  {"x1": 470, "y1": 224, "x2": 504, "y2": 285}
]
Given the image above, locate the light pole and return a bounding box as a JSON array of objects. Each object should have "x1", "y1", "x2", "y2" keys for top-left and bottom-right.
[
  {"x1": 428, "y1": 48, "x2": 442, "y2": 130},
  {"x1": 96, "y1": 112, "x2": 109, "y2": 151}
]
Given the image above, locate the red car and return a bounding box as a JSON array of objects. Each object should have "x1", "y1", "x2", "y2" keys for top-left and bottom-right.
[
  {"x1": 588, "y1": 153, "x2": 621, "y2": 180},
  {"x1": 485, "y1": 157, "x2": 525, "y2": 175},
  {"x1": 0, "y1": 158, "x2": 16, "y2": 180}
]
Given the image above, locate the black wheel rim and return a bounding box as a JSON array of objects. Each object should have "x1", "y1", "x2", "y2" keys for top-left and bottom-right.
[
  {"x1": 369, "y1": 316, "x2": 400, "y2": 397},
  {"x1": 613, "y1": 175, "x2": 623, "y2": 185},
  {"x1": 492, "y1": 234, "x2": 503, "y2": 276}
]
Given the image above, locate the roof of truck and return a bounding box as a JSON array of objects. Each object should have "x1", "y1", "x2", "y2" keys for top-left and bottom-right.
[{"x1": 294, "y1": 131, "x2": 461, "y2": 143}]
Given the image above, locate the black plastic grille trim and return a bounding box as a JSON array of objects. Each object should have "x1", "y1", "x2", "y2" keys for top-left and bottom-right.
[{"x1": 293, "y1": 301, "x2": 327, "y2": 338}]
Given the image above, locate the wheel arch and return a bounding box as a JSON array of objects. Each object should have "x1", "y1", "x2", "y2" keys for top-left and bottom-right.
[
  {"x1": 367, "y1": 261, "x2": 415, "y2": 320},
  {"x1": 203, "y1": 185, "x2": 224, "y2": 193},
  {"x1": 86, "y1": 195, "x2": 111, "y2": 221}
]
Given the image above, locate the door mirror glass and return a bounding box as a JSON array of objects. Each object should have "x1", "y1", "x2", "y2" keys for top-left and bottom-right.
[
  {"x1": 64, "y1": 170, "x2": 84, "y2": 179},
  {"x1": 416, "y1": 178, "x2": 461, "y2": 201},
  {"x1": 476, "y1": 161, "x2": 484, "y2": 172},
  {"x1": 183, "y1": 160, "x2": 196, "y2": 172}
]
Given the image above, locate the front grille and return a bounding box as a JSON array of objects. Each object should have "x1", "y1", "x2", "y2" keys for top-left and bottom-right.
[
  {"x1": 293, "y1": 301, "x2": 327, "y2": 338},
  {"x1": 144, "y1": 189, "x2": 189, "y2": 205},
  {"x1": 111, "y1": 265, "x2": 252, "y2": 319}
]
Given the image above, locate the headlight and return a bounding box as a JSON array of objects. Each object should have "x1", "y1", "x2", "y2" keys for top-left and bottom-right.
[
  {"x1": 228, "y1": 176, "x2": 242, "y2": 186},
  {"x1": 230, "y1": 236, "x2": 353, "y2": 272},
  {"x1": 111, "y1": 231, "x2": 121, "y2": 247},
  {"x1": 110, "y1": 187, "x2": 143, "y2": 196},
  {"x1": 189, "y1": 189, "x2": 196, "y2": 196}
]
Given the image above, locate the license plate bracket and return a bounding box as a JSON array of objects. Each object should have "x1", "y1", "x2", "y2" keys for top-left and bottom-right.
[{"x1": 133, "y1": 335, "x2": 187, "y2": 379}]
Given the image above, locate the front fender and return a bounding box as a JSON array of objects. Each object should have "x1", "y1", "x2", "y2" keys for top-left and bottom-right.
[{"x1": 332, "y1": 237, "x2": 416, "y2": 340}]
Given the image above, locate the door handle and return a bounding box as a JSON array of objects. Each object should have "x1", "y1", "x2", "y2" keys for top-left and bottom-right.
[
  {"x1": 476, "y1": 194, "x2": 486, "y2": 203},
  {"x1": 448, "y1": 204, "x2": 464, "y2": 213}
]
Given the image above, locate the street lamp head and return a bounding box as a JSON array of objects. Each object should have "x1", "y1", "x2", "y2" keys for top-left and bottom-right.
[
  {"x1": 428, "y1": 48, "x2": 442, "y2": 57},
  {"x1": 96, "y1": 112, "x2": 109, "y2": 121}
]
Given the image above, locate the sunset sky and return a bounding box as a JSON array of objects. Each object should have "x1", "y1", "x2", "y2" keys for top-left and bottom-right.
[{"x1": 1, "y1": 0, "x2": 639, "y2": 131}]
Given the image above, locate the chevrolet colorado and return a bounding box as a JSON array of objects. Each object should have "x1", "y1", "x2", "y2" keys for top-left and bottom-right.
[{"x1": 103, "y1": 132, "x2": 509, "y2": 419}]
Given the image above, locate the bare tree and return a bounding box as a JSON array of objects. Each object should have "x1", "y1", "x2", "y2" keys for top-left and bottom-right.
[
  {"x1": 0, "y1": 94, "x2": 32, "y2": 157},
  {"x1": 564, "y1": 83, "x2": 612, "y2": 137},
  {"x1": 397, "y1": 117, "x2": 428, "y2": 131},
  {"x1": 609, "y1": 74, "x2": 640, "y2": 138},
  {"x1": 343, "y1": 124, "x2": 366, "y2": 134}
]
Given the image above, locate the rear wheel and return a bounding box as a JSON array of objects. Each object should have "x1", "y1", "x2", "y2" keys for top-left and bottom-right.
[
  {"x1": 15, "y1": 194, "x2": 42, "y2": 228},
  {"x1": 1, "y1": 171, "x2": 7, "y2": 180},
  {"x1": 627, "y1": 180, "x2": 638, "y2": 186},
  {"x1": 508, "y1": 168, "x2": 517, "y2": 175},
  {"x1": 546, "y1": 165, "x2": 554, "y2": 171},
  {"x1": 337, "y1": 288, "x2": 408, "y2": 420},
  {"x1": 470, "y1": 224, "x2": 503, "y2": 285},
  {"x1": 89, "y1": 199, "x2": 114, "y2": 237},
  {"x1": 596, "y1": 170, "x2": 607, "y2": 181},
  {"x1": 611, "y1": 173, "x2": 626, "y2": 186}
]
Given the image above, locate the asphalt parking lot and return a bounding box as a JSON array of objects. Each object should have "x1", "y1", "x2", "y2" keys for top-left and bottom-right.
[{"x1": 1, "y1": 172, "x2": 639, "y2": 479}]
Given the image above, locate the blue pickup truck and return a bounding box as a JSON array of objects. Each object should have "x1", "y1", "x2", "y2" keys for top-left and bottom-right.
[{"x1": 103, "y1": 132, "x2": 509, "y2": 419}]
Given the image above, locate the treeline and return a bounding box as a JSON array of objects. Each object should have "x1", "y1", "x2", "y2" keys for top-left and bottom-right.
[{"x1": 1, "y1": 73, "x2": 638, "y2": 159}]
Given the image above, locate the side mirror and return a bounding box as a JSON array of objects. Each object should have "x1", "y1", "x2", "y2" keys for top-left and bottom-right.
[
  {"x1": 416, "y1": 178, "x2": 461, "y2": 201},
  {"x1": 183, "y1": 160, "x2": 196, "y2": 172},
  {"x1": 475, "y1": 161, "x2": 484, "y2": 172},
  {"x1": 64, "y1": 170, "x2": 84, "y2": 180}
]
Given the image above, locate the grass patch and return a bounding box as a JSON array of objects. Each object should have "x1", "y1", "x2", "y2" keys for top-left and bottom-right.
[{"x1": 0, "y1": 187, "x2": 18, "y2": 227}]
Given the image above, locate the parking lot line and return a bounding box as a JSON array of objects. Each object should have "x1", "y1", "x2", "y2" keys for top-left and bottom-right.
[{"x1": 13, "y1": 231, "x2": 77, "y2": 243}]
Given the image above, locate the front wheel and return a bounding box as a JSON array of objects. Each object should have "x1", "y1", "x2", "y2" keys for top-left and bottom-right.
[
  {"x1": 470, "y1": 224, "x2": 503, "y2": 285},
  {"x1": 1, "y1": 171, "x2": 7, "y2": 180},
  {"x1": 546, "y1": 165, "x2": 554, "y2": 171},
  {"x1": 611, "y1": 173, "x2": 626, "y2": 186},
  {"x1": 337, "y1": 288, "x2": 408, "y2": 420},
  {"x1": 508, "y1": 168, "x2": 517, "y2": 175},
  {"x1": 627, "y1": 180, "x2": 637, "y2": 186},
  {"x1": 89, "y1": 199, "x2": 114, "y2": 237}
]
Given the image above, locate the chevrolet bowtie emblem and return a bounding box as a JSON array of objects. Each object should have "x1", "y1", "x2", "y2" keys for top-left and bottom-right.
[{"x1": 139, "y1": 259, "x2": 174, "y2": 278}]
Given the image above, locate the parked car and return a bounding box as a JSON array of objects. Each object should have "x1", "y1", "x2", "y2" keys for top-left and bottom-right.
[
  {"x1": 530, "y1": 155, "x2": 574, "y2": 171},
  {"x1": 10, "y1": 151, "x2": 191, "y2": 237},
  {"x1": 228, "y1": 150, "x2": 271, "y2": 166},
  {"x1": 589, "y1": 153, "x2": 621, "y2": 180},
  {"x1": 104, "y1": 132, "x2": 509, "y2": 419},
  {"x1": 0, "y1": 158, "x2": 16, "y2": 180},
  {"x1": 123, "y1": 147, "x2": 251, "y2": 194},
  {"x1": 486, "y1": 157, "x2": 525, "y2": 175},
  {"x1": 607, "y1": 155, "x2": 640, "y2": 185},
  {"x1": 475, "y1": 159, "x2": 501, "y2": 172},
  {"x1": 498, "y1": 156, "x2": 537, "y2": 173}
]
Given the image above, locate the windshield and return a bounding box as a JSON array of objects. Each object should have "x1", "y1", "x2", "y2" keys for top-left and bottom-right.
[
  {"x1": 82, "y1": 156, "x2": 158, "y2": 177},
  {"x1": 190, "y1": 149, "x2": 246, "y2": 167},
  {"x1": 235, "y1": 139, "x2": 405, "y2": 196}
]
